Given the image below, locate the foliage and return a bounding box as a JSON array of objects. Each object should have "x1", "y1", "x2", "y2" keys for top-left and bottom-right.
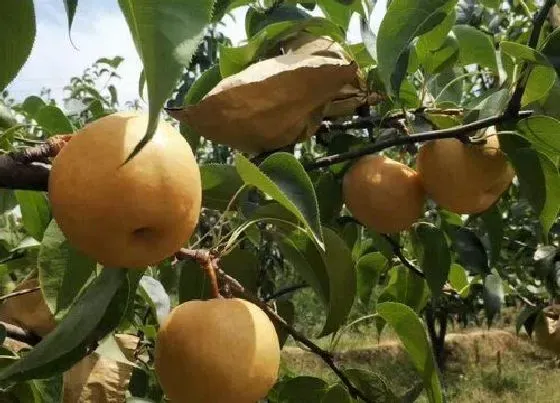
[{"x1": 0, "y1": 0, "x2": 559, "y2": 402}]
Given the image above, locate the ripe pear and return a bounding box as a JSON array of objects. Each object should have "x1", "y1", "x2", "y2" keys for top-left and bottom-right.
[
  {"x1": 48, "y1": 112, "x2": 202, "y2": 269},
  {"x1": 416, "y1": 129, "x2": 514, "y2": 214},
  {"x1": 534, "y1": 309, "x2": 560, "y2": 355},
  {"x1": 342, "y1": 155, "x2": 425, "y2": 233},
  {"x1": 154, "y1": 298, "x2": 280, "y2": 403}
]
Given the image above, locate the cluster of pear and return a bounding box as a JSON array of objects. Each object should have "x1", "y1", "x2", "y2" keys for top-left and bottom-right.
[
  {"x1": 343, "y1": 129, "x2": 515, "y2": 234},
  {"x1": 47, "y1": 112, "x2": 280, "y2": 402}
]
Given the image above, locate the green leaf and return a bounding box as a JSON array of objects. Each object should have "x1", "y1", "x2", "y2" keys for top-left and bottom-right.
[
  {"x1": 448, "y1": 263, "x2": 469, "y2": 292},
  {"x1": 118, "y1": 0, "x2": 214, "y2": 162},
  {"x1": 317, "y1": 0, "x2": 362, "y2": 31},
  {"x1": 321, "y1": 384, "x2": 352, "y2": 403},
  {"x1": 314, "y1": 172, "x2": 343, "y2": 225},
  {"x1": 139, "y1": 276, "x2": 170, "y2": 325},
  {"x1": 20, "y1": 96, "x2": 45, "y2": 118},
  {"x1": 378, "y1": 265, "x2": 429, "y2": 312},
  {"x1": 410, "y1": 222, "x2": 451, "y2": 295},
  {"x1": 221, "y1": 246, "x2": 258, "y2": 294},
  {"x1": 452, "y1": 25, "x2": 498, "y2": 71},
  {"x1": 219, "y1": 17, "x2": 344, "y2": 77},
  {"x1": 480, "y1": 206, "x2": 503, "y2": 266},
  {"x1": 246, "y1": 4, "x2": 310, "y2": 37},
  {"x1": 200, "y1": 164, "x2": 243, "y2": 210},
  {"x1": 179, "y1": 64, "x2": 222, "y2": 151},
  {"x1": 178, "y1": 258, "x2": 211, "y2": 302},
  {"x1": 0, "y1": 268, "x2": 128, "y2": 383},
  {"x1": 522, "y1": 65, "x2": 557, "y2": 106},
  {"x1": 319, "y1": 228, "x2": 357, "y2": 336},
  {"x1": 35, "y1": 106, "x2": 74, "y2": 136},
  {"x1": 500, "y1": 41, "x2": 551, "y2": 66},
  {"x1": 517, "y1": 116, "x2": 560, "y2": 161},
  {"x1": 30, "y1": 374, "x2": 63, "y2": 403},
  {"x1": 14, "y1": 190, "x2": 51, "y2": 241},
  {"x1": 542, "y1": 28, "x2": 560, "y2": 73},
  {"x1": 235, "y1": 153, "x2": 323, "y2": 247},
  {"x1": 416, "y1": 8, "x2": 456, "y2": 51},
  {"x1": 482, "y1": 272, "x2": 504, "y2": 326},
  {"x1": 277, "y1": 376, "x2": 328, "y2": 402},
  {"x1": 63, "y1": 0, "x2": 78, "y2": 34},
  {"x1": 500, "y1": 134, "x2": 560, "y2": 235},
  {"x1": 417, "y1": 34, "x2": 460, "y2": 74},
  {"x1": 344, "y1": 368, "x2": 399, "y2": 402},
  {"x1": 376, "y1": 0, "x2": 453, "y2": 93},
  {"x1": 275, "y1": 227, "x2": 356, "y2": 336},
  {"x1": 0, "y1": 0, "x2": 36, "y2": 91},
  {"x1": 38, "y1": 220, "x2": 96, "y2": 318},
  {"x1": 376, "y1": 302, "x2": 443, "y2": 403},
  {"x1": 275, "y1": 300, "x2": 295, "y2": 348},
  {"x1": 447, "y1": 225, "x2": 489, "y2": 274},
  {"x1": 356, "y1": 252, "x2": 387, "y2": 305}
]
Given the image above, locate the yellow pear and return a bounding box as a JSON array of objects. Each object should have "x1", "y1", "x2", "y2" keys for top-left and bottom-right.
[
  {"x1": 48, "y1": 112, "x2": 202, "y2": 269},
  {"x1": 534, "y1": 308, "x2": 560, "y2": 355},
  {"x1": 154, "y1": 298, "x2": 280, "y2": 403},
  {"x1": 343, "y1": 155, "x2": 425, "y2": 233},
  {"x1": 416, "y1": 129, "x2": 515, "y2": 214}
]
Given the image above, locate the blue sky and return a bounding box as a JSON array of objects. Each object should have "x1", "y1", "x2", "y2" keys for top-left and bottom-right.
[{"x1": 7, "y1": 1, "x2": 371, "y2": 107}]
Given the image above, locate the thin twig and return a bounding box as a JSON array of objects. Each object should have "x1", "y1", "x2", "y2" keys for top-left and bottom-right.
[
  {"x1": 0, "y1": 321, "x2": 41, "y2": 346},
  {"x1": 0, "y1": 287, "x2": 40, "y2": 302},
  {"x1": 175, "y1": 248, "x2": 373, "y2": 403},
  {"x1": 264, "y1": 283, "x2": 309, "y2": 302},
  {"x1": 305, "y1": 111, "x2": 532, "y2": 170},
  {"x1": 382, "y1": 235, "x2": 426, "y2": 278}
]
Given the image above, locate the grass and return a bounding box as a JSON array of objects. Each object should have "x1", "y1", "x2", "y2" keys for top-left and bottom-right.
[{"x1": 280, "y1": 327, "x2": 560, "y2": 402}]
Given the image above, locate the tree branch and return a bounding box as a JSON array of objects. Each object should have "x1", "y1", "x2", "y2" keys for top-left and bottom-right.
[
  {"x1": 306, "y1": 111, "x2": 532, "y2": 170},
  {"x1": 0, "y1": 135, "x2": 71, "y2": 191},
  {"x1": 0, "y1": 287, "x2": 40, "y2": 302},
  {"x1": 505, "y1": 0, "x2": 556, "y2": 117},
  {"x1": 264, "y1": 283, "x2": 309, "y2": 302},
  {"x1": 0, "y1": 321, "x2": 41, "y2": 346},
  {"x1": 382, "y1": 235, "x2": 426, "y2": 279},
  {"x1": 175, "y1": 248, "x2": 373, "y2": 403}
]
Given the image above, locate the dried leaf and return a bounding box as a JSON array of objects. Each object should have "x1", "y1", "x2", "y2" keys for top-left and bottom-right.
[
  {"x1": 169, "y1": 50, "x2": 359, "y2": 154},
  {"x1": 0, "y1": 278, "x2": 56, "y2": 337}
]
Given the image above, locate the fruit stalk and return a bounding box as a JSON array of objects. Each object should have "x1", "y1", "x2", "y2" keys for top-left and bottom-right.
[{"x1": 175, "y1": 248, "x2": 374, "y2": 403}]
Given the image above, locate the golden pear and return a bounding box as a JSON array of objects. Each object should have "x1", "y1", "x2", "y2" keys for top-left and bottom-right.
[
  {"x1": 154, "y1": 298, "x2": 280, "y2": 403},
  {"x1": 534, "y1": 309, "x2": 560, "y2": 355},
  {"x1": 342, "y1": 155, "x2": 425, "y2": 233},
  {"x1": 48, "y1": 112, "x2": 202, "y2": 269},
  {"x1": 416, "y1": 129, "x2": 514, "y2": 214}
]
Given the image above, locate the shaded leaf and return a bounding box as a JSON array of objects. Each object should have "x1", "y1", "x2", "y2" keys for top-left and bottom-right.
[
  {"x1": 178, "y1": 258, "x2": 211, "y2": 302},
  {"x1": 139, "y1": 276, "x2": 170, "y2": 325},
  {"x1": 20, "y1": 96, "x2": 45, "y2": 118},
  {"x1": 344, "y1": 368, "x2": 398, "y2": 402},
  {"x1": 480, "y1": 206, "x2": 503, "y2": 266},
  {"x1": 447, "y1": 225, "x2": 489, "y2": 274},
  {"x1": 221, "y1": 246, "x2": 258, "y2": 294},
  {"x1": 516, "y1": 304, "x2": 540, "y2": 336},
  {"x1": 277, "y1": 376, "x2": 328, "y2": 402},
  {"x1": 411, "y1": 222, "x2": 451, "y2": 295},
  {"x1": 118, "y1": 0, "x2": 214, "y2": 162},
  {"x1": 0, "y1": 0, "x2": 36, "y2": 91},
  {"x1": 200, "y1": 164, "x2": 243, "y2": 211},
  {"x1": 38, "y1": 220, "x2": 96, "y2": 318},
  {"x1": 0, "y1": 268, "x2": 128, "y2": 382},
  {"x1": 14, "y1": 190, "x2": 51, "y2": 241},
  {"x1": 483, "y1": 273, "x2": 504, "y2": 326},
  {"x1": 356, "y1": 252, "x2": 387, "y2": 305},
  {"x1": 376, "y1": 302, "x2": 443, "y2": 403},
  {"x1": 321, "y1": 384, "x2": 352, "y2": 403},
  {"x1": 516, "y1": 116, "x2": 560, "y2": 162},
  {"x1": 275, "y1": 300, "x2": 295, "y2": 348}
]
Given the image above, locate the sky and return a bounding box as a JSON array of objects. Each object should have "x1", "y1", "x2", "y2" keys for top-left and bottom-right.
[{"x1": 6, "y1": 0, "x2": 379, "y2": 108}]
